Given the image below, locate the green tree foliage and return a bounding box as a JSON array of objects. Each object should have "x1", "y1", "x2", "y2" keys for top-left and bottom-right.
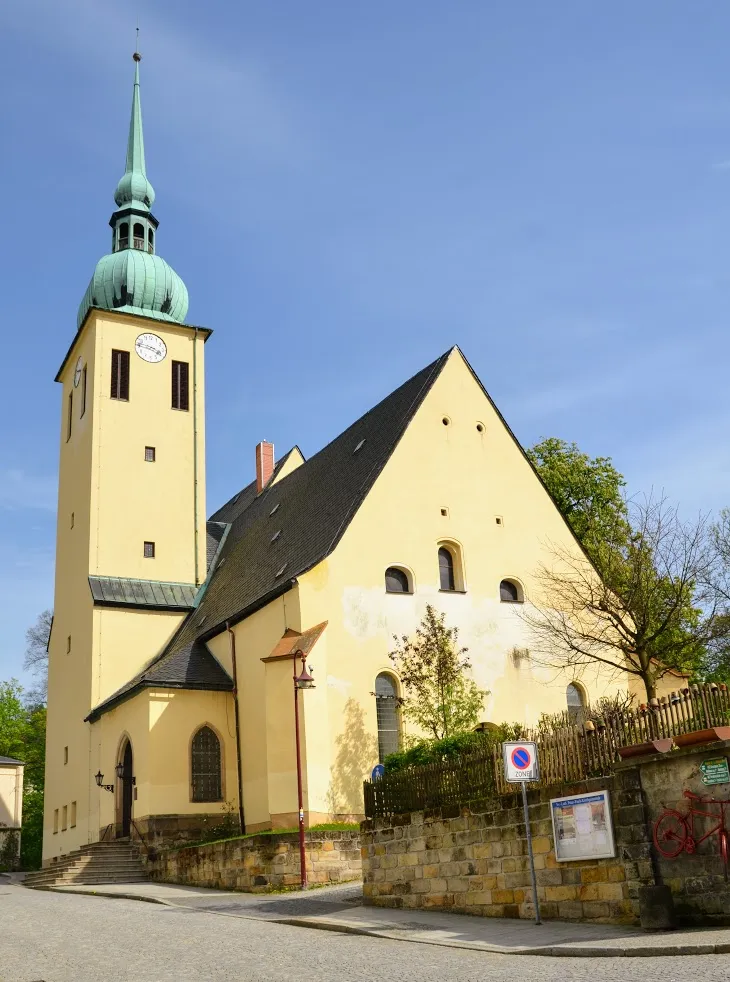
[
  {"x1": 527, "y1": 437, "x2": 628, "y2": 556},
  {"x1": 383, "y1": 723, "x2": 525, "y2": 773},
  {"x1": 388, "y1": 605, "x2": 487, "y2": 740},
  {"x1": 0, "y1": 679, "x2": 46, "y2": 869}
]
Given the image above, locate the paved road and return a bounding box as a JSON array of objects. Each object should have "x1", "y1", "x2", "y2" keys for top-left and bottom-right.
[{"x1": 1, "y1": 884, "x2": 728, "y2": 982}]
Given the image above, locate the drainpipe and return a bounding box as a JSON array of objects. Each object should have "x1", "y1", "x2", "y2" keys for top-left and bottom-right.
[
  {"x1": 227, "y1": 621, "x2": 246, "y2": 834},
  {"x1": 192, "y1": 327, "x2": 200, "y2": 586}
]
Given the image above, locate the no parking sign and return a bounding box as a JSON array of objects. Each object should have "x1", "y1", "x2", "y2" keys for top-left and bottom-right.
[{"x1": 503, "y1": 741, "x2": 539, "y2": 783}]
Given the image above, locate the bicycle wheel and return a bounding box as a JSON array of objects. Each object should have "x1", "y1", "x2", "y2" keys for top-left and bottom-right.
[
  {"x1": 721, "y1": 829, "x2": 729, "y2": 870},
  {"x1": 653, "y1": 810, "x2": 688, "y2": 858}
]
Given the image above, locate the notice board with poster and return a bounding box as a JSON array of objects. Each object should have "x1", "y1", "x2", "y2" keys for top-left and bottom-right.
[{"x1": 550, "y1": 789, "x2": 616, "y2": 862}]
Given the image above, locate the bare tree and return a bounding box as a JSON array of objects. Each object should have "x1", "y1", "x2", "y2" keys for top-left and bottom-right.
[
  {"x1": 524, "y1": 494, "x2": 730, "y2": 701},
  {"x1": 23, "y1": 609, "x2": 52, "y2": 705}
]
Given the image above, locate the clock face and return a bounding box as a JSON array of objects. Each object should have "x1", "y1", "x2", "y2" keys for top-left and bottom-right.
[
  {"x1": 73, "y1": 356, "x2": 83, "y2": 387},
  {"x1": 135, "y1": 333, "x2": 167, "y2": 364}
]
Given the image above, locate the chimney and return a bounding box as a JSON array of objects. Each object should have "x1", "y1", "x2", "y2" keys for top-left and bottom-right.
[{"x1": 256, "y1": 441, "x2": 275, "y2": 493}]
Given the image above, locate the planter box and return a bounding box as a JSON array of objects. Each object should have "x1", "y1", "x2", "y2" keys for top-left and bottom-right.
[
  {"x1": 618, "y1": 739, "x2": 673, "y2": 759},
  {"x1": 674, "y1": 727, "x2": 730, "y2": 748}
]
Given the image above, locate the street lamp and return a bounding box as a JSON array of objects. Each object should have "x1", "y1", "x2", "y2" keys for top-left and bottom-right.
[
  {"x1": 293, "y1": 648, "x2": 315, "y2": 889},
  {"x1": 95, "y1": 771, "x2": 114, "y2": 793}
]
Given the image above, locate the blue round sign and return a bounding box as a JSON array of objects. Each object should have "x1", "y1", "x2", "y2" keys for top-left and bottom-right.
[
  {"x1": 511, "y1": 747, "x2": 531, "y2": 770},
  {"x1": 371, "y1": 764, "x2": 385, "y2": 781}
]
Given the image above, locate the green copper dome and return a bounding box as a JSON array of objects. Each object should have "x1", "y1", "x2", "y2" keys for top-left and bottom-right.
[
  {"x1": 78, "y1": 250, "x2": 189, "y2": 328},
  {"x1": 78, "y1": 55, "x2": 188, "y2": 328}
]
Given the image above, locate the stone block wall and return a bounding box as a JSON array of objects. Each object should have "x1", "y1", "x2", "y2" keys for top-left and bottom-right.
[
  {"x1": 148, "y1": 829, "x2": 362, "y2": 892},
  {"x1": 362, "y1": 740, "x2": 730, "y2": 926},
  {"x1": 362, "y1": 772, "x2": 654, "y2": 924}
]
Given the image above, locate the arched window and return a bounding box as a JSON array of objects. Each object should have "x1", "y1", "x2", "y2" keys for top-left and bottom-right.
[
  {"x1": 385, "y1": 567, "x2": 410, "y2": 594},
  {"x1": 191, "y1": 726, "x2": 222, "y2": 802},
  {"x1": 133, "y1": 223, "x2": 145, "y2": 249},
  {"x1": 500, "y1": 579, "x2": 522, "y2": 603},
  {"x1": 566, "y1": 683, "x2": 587, "y2": 725},
  {"x1": 119, "y1": 222, "x2": 129, "y2": 250},
  {"x1": 374, "y1": 673, "x2": 400, "y2": 762},
  {"x1": 438, "y1": 546, "x2": 456, "y2": 591},
  {"x1": 148, "y1": 228, "x2": 154, "y2": 253}
]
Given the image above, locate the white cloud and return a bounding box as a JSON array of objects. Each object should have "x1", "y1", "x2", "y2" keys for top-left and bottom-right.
[{"x1": 0, "y1": 470, "x2": 57, "y2": 512}]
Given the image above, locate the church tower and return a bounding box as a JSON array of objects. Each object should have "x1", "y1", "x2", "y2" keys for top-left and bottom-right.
[{"x1": 43, "y1": 54, "x2": 209, "y2": 861}]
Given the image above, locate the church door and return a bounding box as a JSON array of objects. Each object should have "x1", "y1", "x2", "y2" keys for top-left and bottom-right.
[{"x1": 117, "y1": 741, "x2": 133, "y2": 839}]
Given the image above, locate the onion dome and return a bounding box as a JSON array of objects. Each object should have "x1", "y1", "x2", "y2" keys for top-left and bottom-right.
[{"x1": 77, "y1": 54, "x2": 188, "y2": 327}]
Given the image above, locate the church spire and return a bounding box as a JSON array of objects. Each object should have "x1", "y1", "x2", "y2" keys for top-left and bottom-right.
[{"x1": 114, "y1": 53, "x2": 156, "y2": 212}]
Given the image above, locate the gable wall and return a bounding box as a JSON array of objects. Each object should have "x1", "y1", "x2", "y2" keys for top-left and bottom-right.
[{"x1": 297, "y1": 350, "x2": 626, "y2": 815}]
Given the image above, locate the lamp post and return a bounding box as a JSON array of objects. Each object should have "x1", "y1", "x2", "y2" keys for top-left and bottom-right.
[{"x1": 293, "y1": 648, "x2": 315, "y2": 889}]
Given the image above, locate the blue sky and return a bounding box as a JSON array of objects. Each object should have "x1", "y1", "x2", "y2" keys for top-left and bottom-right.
[{"x1": 1, "y1": 1, "x2": 729, "y2": 685}]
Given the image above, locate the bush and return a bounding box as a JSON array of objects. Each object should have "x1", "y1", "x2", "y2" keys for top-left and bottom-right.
[{"x1": 383, "y1": 723, "x2": 526, "y2": 773}]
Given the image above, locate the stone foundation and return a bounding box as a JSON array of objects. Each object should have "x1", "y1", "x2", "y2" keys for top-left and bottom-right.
[{"x1": 148, "y1": 829, "x2": 362, "y2": 892}]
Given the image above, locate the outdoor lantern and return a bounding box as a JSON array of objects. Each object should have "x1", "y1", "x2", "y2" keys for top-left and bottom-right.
[
  {"x1": 295, "y1": 655, "x2": 315, "y2": 689},
  {"x1": 115, "y1": 762, "x2": 125, "y2": 780},
  {"x1": 95, "y1": 771, "x2": 103, "y2": 787}
]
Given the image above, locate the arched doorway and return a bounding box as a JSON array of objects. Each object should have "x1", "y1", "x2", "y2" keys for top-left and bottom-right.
[{"x1": 116, "y1": 739, "x2": 133, "y2": 839}]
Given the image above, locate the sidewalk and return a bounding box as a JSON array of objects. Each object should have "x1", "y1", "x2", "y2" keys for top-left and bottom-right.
[{"x1": 34, "y1": 878, "x2": 730, "y2": 957}]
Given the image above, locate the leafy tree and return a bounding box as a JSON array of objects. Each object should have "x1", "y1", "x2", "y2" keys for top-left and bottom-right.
[
  {"x1": 524, "y1": 493, "x2": 729, "y2": 701},
  {"x1": 388, "y1": 605, "x2": 487, "y2": 739},
  {"x1": 23, "y1": 609, "x2": 52, "y2": 706},
  {"x1": 0, "y1": 680, "x2": 46, "y2": 869},
  {"x1": 527, "y1": 438, "x2": 628, "y2": 557}
]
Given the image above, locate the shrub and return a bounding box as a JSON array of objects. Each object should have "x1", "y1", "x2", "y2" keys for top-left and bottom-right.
[{"x1": 383, "y1": 723, "x2": 526, "y2": 773}]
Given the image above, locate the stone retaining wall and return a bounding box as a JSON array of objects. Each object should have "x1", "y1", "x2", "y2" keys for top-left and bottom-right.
[
  {"x1": 361, "y1": 740, "x2": 730, "y2": 926},
  {"x1": 148, "y1": 829, "x2": 362, "y2": 892}
]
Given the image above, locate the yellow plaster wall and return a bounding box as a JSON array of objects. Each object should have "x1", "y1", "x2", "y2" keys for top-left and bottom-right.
[
  {"x1": 0, "y1": 764, "x2": 23, "y2": 828},
  {"x1": 206, "y1": 593, "x2": 298, "y2": 830},
  {"x1": 271, "y1": 448, "x2": 304, "y2": 485},
  {"x1": 295, "y1": 348, "x2": 628, "y2": 816},
  {"x1": 44, "y1": 309, "x2": 208, "y2": 863}
]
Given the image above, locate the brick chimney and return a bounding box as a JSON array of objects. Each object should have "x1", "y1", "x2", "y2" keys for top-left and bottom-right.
[{"x1": 256, "y1": 441, "x2": 275, "y2": 493}]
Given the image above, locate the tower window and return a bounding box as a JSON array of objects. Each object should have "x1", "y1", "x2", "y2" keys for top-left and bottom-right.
[
  {"x1": 110, "y1": 350, "x2": 130, "y2": 401},
  {"x1": 172, "y1": 361, "x2": 190, "y2": 411},
  {"x1": 80, "y1": 365, "x2": 87, "y2": 417},
  {"x1": 70, "y1": 801, "x2": 77, "y2": 828},
  {"x1": 144, "y1": 541, "x2": 155, "y2": 559},
  {"x1": 66, "y1": 391, "x2": 73, "y2": 441},
  {"x1": 133, "y1": 222, "x2": 145, "y2": 250},
  {"x1": 66, "y1": 635, "x2": 71, "y2": 653},
  {"x1": 70, "y1": 512, "x2": 74, "y2": 528},
  {"x1": 63, "y1": 746, "x2": 68, "y2": 765},
  {"x1": 148, "y1": 228, "x2": 154, "y2": 254},
  {"x1": 145, "y1": 446, "x2": 156, "y2": 462},
  {"x1": 62, "y1": 805, "x2": 67, "y2": 831},
  {"x1": 53, "y1": 809, "x2": 59, "y2": 834},
  {"x1": 119, "y1": 222, "x2": 129, "y2": 250}
]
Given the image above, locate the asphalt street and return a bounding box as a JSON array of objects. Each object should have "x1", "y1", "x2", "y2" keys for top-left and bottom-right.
[{"x1": 1, "y1": 884, "x2": 727, "y2": 982}]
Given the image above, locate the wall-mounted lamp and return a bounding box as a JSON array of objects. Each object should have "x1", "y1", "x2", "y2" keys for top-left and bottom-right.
[{"x1": 95, "y1": 771, "x2": 114, "y2": 793}]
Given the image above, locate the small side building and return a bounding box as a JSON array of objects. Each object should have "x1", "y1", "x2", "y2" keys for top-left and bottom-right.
[{"x1": 0, "y1": 756, "x2": 24, "y2": 868}]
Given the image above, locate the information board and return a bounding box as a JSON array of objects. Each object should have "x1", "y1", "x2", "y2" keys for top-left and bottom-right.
[
  {"x1": 700, "y1": 757, "x2": 730, "y2": 786},
  {"x1": 502, "y1": 741, "x2": 539, "y2": 783},
  {"x1": 550, "y1": 789, "x2": 615, "y2": 862}
]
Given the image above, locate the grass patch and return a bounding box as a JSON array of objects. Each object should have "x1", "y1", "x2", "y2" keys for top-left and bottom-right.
[{"x1": 164, "y1": 822, "x2": 359, "y2": 853}]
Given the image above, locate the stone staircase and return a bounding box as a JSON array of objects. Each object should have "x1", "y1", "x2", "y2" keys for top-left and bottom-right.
[{"x1": 23, "y1": 840, "x2": 148, "y2": 889}]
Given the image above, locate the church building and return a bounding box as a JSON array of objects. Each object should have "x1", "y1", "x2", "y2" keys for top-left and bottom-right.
[{"x1": 43, "y1": 58, "x2": 626, "y2": 864}]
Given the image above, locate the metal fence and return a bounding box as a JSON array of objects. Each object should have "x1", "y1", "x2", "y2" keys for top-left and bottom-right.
[{"x1": 363, "y1": 682, "x2": 730, "y2": 819}]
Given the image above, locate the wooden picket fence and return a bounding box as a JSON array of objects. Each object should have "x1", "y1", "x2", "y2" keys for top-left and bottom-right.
[{"x1": 363, "y1": 682, "x2": 730, "y2": 819}]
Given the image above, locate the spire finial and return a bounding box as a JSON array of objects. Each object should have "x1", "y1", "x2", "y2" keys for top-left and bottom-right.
[
  {"x1": 114, "y1": 45, "x2": 155, "y2": 211},
  {"x1": 133, "y1": 24, "x2": 141, "y2": 62}
]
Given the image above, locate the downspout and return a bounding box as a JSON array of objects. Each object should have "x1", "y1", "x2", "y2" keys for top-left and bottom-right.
[
  {"x1": 227, "y1": 621, "x2": 246, "y2": 834},
  {"x1": 193, "y1": 327, "x2": 200, "y2": 586}
]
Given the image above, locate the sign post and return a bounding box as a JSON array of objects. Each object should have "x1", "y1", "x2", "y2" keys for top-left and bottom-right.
[{"x1": 503, "y1": 741, "x2": 541, "y2": 925}]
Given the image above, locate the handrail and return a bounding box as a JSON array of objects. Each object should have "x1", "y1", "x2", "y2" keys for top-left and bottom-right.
[
  {"x1": 100, "y1": 823, "x2": 114, "y2": 842},
  {"x1": 130, "y1": 819, "x2": 147, "y2": 846}
]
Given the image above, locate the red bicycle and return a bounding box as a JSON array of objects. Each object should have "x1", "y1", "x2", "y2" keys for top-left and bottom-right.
[{"x1": 653, "y1": 789, "x2": 730, "y2": 868}]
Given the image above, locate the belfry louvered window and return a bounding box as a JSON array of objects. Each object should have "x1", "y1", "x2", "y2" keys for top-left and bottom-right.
[
  {"x1": 191, "y1": 725, "x2": 222, "y2": 802},
  {"x1": 110, "y1": 349, "x2": 130, "y2": 401},
  {"x1": 172, "y1": 360, "x2": 190, "y2": 411}
]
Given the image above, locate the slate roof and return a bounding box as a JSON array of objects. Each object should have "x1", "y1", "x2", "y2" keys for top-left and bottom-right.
[
  {"x1": 89, "y1": 576, "x2": 198, "y2": 610},
  {"x1": 0, "y1": 756, "x2": 24, "y2": 766},
  {"x1": 206, "y1": 522, "x2": 228, "y2": 572},
  {"x1": 85, "y1": 639, "x2": 233, "y2": 722},
  {"x1": 86, "y1": 350, "x2": 451, "y2": 722}
]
